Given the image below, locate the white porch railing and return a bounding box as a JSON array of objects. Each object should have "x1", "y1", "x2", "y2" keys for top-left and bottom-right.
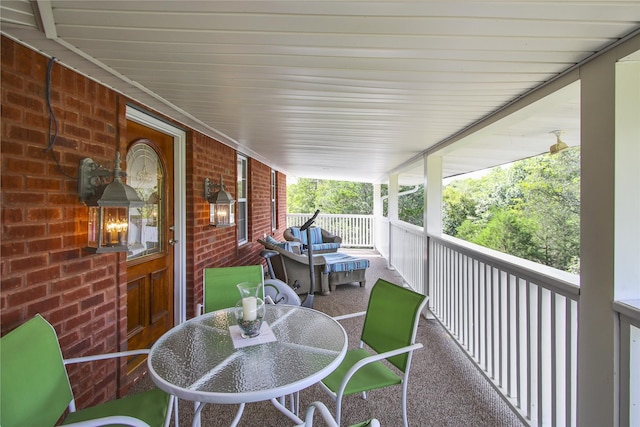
[
  {"x1": 389, "y1": 220, "x2": 426, "y2": 295},
  {"x1": 429, "y1": 234, "x2": 580, "y2": 427},
  {"x1": 286, "y1": 213, "x2": 374, "y2": 248},
  {"x1": 613, "y1": 300, "x2": 640, "y2": 427},
  {"x1": 387, "y1": 219, "x2": 581, "y2": 426}
]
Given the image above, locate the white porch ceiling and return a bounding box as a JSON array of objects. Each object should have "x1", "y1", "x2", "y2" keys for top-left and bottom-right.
[{"x1": 2, "y1": 1, "x2": 639, "y2": 183}]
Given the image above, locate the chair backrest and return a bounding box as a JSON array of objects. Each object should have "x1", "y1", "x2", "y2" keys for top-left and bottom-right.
[
  {"x1": 202, "y1": 265, "x2": 265, "y2": 313},
  {"x1": 289, "y1": 226, "x2": 323, "y2": 245},
  {"x1": 0, "y1": 314, "x2": 74, "y2": 427},
  {"x1": 361, "y1": 279, "x2": 428, "y2": 372}
]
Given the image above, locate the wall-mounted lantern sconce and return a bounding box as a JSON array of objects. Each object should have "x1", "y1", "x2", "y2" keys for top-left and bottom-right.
[
  {"x1": 78, "y1": 152, "x2": 144, "y2": 253},
  {"x1": 204, "y1": 175, "x2": 235, "y2": 227}
]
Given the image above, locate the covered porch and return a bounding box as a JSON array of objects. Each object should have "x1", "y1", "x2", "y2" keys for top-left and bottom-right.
[{"x1": 1, "y1": 3, "x2": 639, "y2": 427}]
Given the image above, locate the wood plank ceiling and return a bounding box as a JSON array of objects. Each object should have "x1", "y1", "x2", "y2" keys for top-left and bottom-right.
[{"x1": 2, "y1": 1, "x2": 639, "y2": 183}]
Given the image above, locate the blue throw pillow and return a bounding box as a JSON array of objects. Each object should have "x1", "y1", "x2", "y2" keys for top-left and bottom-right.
[
  {"x1": 309, "y1": 227, "x2": 323, "y2": 244},
  {"x1": 265, "y1": 235, "x2": 293, "y2": 252}
]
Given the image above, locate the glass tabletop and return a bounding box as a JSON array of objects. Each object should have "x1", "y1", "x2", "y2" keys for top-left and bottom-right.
[{"x1": 147, "y1": 304, "x2": 347, "y2": 404}]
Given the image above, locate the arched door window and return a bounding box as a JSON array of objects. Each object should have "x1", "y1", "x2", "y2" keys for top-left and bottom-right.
[{"x1": 126, "y1": 142, "x2": 165, "y2": 260}]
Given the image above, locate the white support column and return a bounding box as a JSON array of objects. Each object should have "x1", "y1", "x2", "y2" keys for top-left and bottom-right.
[
  {"x1": 388, "y1": 174, "x2": 399, "y2": 222},
  {"x1": 388, "y1": 174, "x2": 399, "y2": 269},
  {"x1": 373, "y1": 184, "x2": 383, "y2": 218},
  {"x1": 424, "y1": 154, "x2": 443, "y2": 237},
  {"x1": 615, "y1": 57, "x2": 640, "y2": 427},
  {"x1": 424, "y1": 154, "x2": 443, "y2": 317},
  {"x1": 578, "y1": 48, "x2": 617, "y2": 427},
  {"x1": 614, "y1": 60, "x2": 640, "y2": 302}
]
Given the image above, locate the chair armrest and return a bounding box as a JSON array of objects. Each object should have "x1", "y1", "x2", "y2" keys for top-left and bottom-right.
[
  {"x1": 320, "y1": 228, "x2": 342, "y2": 244},
  {"x1": 304, "y1": 401, "x2": 339, "y2": 427},
  {"x1": 332, "y1": 311, "x2": 367, "y2": 322},
  {"x1": 63, "y1": 349, "x2": 150, "y2": 365},
  {"x1": 61, "y1": 415, "x2": 151, "y2": 427},
  {"x1": 338, "y1": 343, "x2": 424, "y2": 395},
  {"x1": 283, "y1": 228, "x2": 302, "y2": 243}
]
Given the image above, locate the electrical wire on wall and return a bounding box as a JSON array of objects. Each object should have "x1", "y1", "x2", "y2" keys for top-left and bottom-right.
[{"x1": 43, "y1": 56, "x2": 75, "y2": 179}]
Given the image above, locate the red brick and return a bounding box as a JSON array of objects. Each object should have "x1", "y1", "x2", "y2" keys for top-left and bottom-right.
[
  {"x1": 50, "y1": 248, "x2": 82, "y2": 263},
  {"x1": 26, "y1": 265, "x2": 61, "y2": 285},
  {"x1": 6, "y1": 283, "x2": 47, "y2": 305},
  {"x1": 9, "y1": 254, "x2": 48, "y2": 273},
  {"x1": 3, "y1": 157, "x2": 46, "y2": 174},
  {"x1": 3, "y1": 191, "x2": 47, "y2": 205},
  {"x1": 0, "y1": 176, "x2": 24, "y2": 192},
  {"x1": 80, "y1": 293, "x2": 104, "y2": 311},
  {"x1": 0, "y1": 276, "x2": 23, "y2": 291},
  {"x1": 1, "y1": 241, "x2": 25, "y2": 257},
  {"x1": 50, "y1": 275, "x2": 83, "y2": 293},
  {"x1": 48, "y1": 304, "x2": 80, "y2": 325},
  {"x1": 0, "y1": 309, "x2": 23, "y2": 335},
  {"x1": 27, "y1": 236, "x2": 63, "y2": 252},
  {"x1": 63, "y1": 258, "x2": 92, "y2": 275},
  {"x1": 63, "y1": 286, "x2": 92, "y2": 304},
  {"x1": 26, "y1": 295, "x2": 61, "y2": 317},
  {"x1": 1, "y1": 70, "x2": 22, "y2": 90}
]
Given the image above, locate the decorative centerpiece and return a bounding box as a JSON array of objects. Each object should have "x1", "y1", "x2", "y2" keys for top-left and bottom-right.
[{"x1": 234, "y1": 282, "x2": 265, "y2": 338}]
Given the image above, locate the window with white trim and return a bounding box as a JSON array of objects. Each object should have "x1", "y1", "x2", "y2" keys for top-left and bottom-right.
[
  {"x1": 271, "y1": 170, "x2": 277, "y2": 230},
  {"x1": 237, "y1": 154, "x2": 248, "y2": 244}
]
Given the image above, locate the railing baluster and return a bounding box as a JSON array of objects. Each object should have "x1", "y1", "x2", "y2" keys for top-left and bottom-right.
[
  {"x1": 537, "y1": 286, "x2": 543, "y2": 426},
  {"x1": 551, "y1": 292, "x2": 557, "y2": 427}
]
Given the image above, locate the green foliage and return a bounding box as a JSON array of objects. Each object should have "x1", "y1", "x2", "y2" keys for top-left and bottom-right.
[
  {"x1": 398, "y1": 185, "x2": 424, "y2": 227},
  {"x1": 287, "y1": 178, "x2": 318, "y2": 213},
  {"x1": 287, "y1": 179, "x2": 373, "y2": 214},
  {"x1": 443, "y1": 147, "x2": 581, "y2": 273}
]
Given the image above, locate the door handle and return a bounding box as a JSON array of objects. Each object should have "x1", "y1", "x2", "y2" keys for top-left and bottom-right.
[{"x1": 169, "y1": 239, "x2": 178, "y2": 246}]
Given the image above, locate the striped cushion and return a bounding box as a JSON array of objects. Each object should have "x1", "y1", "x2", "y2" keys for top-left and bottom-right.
[
  {"x1": 308, "y1": 227, "x2": 323, "y2": 244},
  {"x1": 290, "y1": 227, "x2": 323, "y2": 244},
  {"x1": 310, "y1": 243, "x2": 341, "y2": 252},
  {"x1": 289, "y1": 227, "x2": 303, "y2": 241},
  {"x1": 320, "y1": 253, "x2": 370, "y2": 274}
]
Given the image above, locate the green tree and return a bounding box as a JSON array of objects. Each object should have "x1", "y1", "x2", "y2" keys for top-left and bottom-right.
[
  {"x1": 286, "y1": 178, "x2": 318, "y2": 213},
  {"x1": 443, "y1": 147, "x2": 580, "y2": 273},
  {"x1": 287, "y1": 179, "x2": 372, "y2": 214},
  {"x1": 315, "y1": 181, "x2": 373, "y2": 214}
]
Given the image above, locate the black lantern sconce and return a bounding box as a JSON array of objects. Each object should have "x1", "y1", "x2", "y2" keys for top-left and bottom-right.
[
  {"x1": 78, "y1": 152, "x2": 144, "y2": 253},
  {"x1": 204, "y1": 175, "x2": 235, "y2": 227}
]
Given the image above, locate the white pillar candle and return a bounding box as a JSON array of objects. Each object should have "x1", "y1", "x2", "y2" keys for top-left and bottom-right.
[{"x1": 242, "y1": 296, "x2": 257, "y2": 321}]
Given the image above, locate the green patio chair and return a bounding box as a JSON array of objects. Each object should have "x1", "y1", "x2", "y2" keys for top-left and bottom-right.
[
  {"x1": 198, "y1": 265, "x2": 272, "y2": 426},
  {"x1": 199, "y1": 265, "x2": 265, "y2": 314},
  {"x1": 319, "y1": 279, "x2": 428, "y2": 427},
  {"x1": 299, "y1": 401, "x2": 380, "y2": 427},
  {"x1": 0, "y1": 314, "x2": 174, "y2": 427}
]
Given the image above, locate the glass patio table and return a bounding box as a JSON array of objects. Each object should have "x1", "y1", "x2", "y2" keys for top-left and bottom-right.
[{"x1": 147, "y1": 304, "x2": 347, "y2": 426}]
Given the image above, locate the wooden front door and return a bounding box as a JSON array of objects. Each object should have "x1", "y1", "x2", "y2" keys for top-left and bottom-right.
[{"x1": 125, "y1": 120, "x2": 175, "y2": 373}]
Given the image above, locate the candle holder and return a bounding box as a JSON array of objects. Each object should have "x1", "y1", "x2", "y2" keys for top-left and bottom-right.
[{"x1": 234, "y1": 282, "x2": 265, "y2": 338}]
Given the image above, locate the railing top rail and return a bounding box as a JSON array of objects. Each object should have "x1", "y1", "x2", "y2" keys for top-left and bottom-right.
[
  {"x1": 613, "y1": 299, "x2": 640, "y2": 327},
  {"x1": 430, "y1": 233, "x2": 580, "y2": 298},
  {"x1": 389, "y1": 219, "x2": 423, "y2": 234},
  {"x1": 287, "y1": 213, "x2": 374, "y2": 219}
]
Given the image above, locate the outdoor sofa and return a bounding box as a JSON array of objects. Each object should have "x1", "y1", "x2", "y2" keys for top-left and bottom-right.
[{"x1": 258, "y1": 237, "x2": 369, "y2": 295}]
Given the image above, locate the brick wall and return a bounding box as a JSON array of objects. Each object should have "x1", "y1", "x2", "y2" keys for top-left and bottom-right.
[
  {"x1": 1, "y1": 37, "x2": 124, "y2": 406},
  {"x1": 1, "y1": 36, "x2": 289, "y2": 407}
]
